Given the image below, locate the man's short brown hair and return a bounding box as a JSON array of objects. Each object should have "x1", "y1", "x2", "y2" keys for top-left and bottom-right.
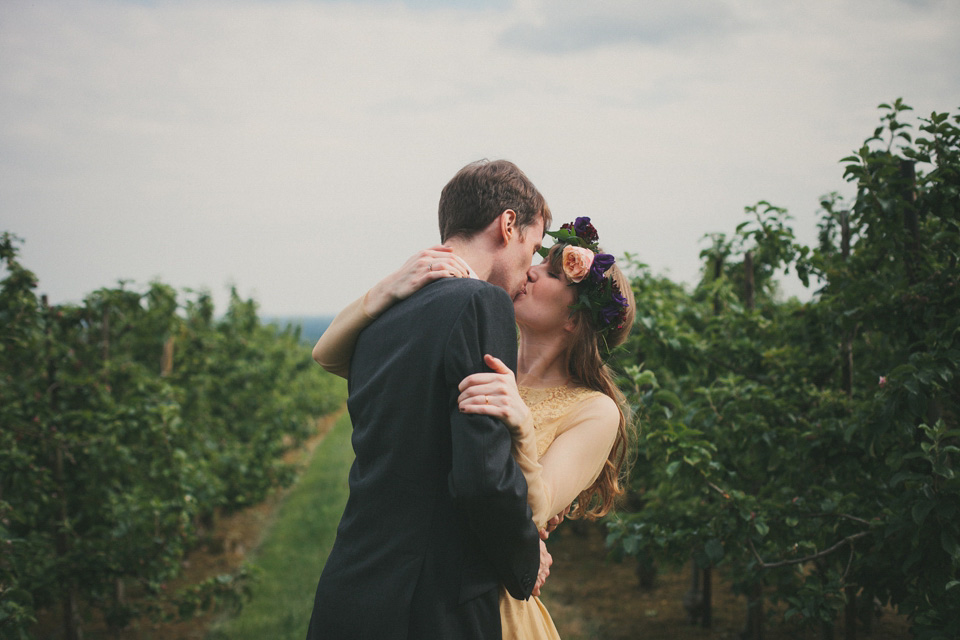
[{"x1": 438, "y1": 159, "x2": 551, "y2": 242}]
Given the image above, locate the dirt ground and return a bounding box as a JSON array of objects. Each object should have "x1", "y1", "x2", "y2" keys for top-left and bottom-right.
[{"x1": 539, "y1": 522, "x2": 911, "y2": 640}]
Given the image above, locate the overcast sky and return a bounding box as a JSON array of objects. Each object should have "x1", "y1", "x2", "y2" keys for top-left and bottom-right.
[{"x1": 2, "y1": 0, "x2": 958, "y2": 316}]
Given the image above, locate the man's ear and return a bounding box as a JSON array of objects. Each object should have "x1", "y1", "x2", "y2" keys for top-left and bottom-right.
[{"x1": 498, "y1": 209, "x2": 518, "y2": 246}]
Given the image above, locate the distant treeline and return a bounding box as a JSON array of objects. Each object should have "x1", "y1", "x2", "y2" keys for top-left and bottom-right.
[{"x1": 262, "y1": 315, "x2": 335, "y2": 346}]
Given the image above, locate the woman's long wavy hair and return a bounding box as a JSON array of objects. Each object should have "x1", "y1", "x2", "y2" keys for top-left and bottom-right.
[{"x1": 546, "y1": 244, "x2": 636, "y2": 520}]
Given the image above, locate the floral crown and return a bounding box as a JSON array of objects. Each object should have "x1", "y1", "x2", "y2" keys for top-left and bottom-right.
[{"x1": 537, "y1": 217, "x2": 629, "y2": 341}]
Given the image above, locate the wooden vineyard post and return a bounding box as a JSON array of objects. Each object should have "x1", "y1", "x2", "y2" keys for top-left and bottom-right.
[
  {"x1": 161, "y1": 335, "x2": 175, "y2": 376},
  {"x1": 840, "y1": 211, "x2": 853, "y2": 399},
  {"x1": 713, "y1": 252, "x2": 725, "y2": 316},
  {"x1": 682, "y1": 560, "x2": 713, "y2": 627},
  {"x1": 743, "y1": 251, "x2": 755, "y2": 311},
  {"x1": 899, "y1": 159, "x2": 919, "y2": 286},
  {"x1": 44, "y1": 296, "x2": 82, "y2": 640},
  {"x1": 741, "y1": 253, "x2": 763, "y2": 639},
  {"x1": 744, "y1": 582, "x2": 764, "y2": 640},
  {"x1": 702, "y1": 565, "x2": 712, "y2": 628},
  {"x1": 839, "y1": 209, "x2": 859, "y2": 640}
]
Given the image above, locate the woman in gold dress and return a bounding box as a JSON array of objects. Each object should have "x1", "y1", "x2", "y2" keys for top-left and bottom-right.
[{"x1": 312, "y1": 217, "x2": 635, "y2": 639}]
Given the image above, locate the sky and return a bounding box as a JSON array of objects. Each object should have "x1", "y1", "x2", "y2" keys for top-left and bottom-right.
[{"x1": 2, "y1": 0, "x2": 958, "y2": 317}]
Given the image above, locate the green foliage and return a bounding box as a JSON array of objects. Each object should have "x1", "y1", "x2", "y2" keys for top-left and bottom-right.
[
  {"x1": 149, "y1": 566, "x2": 257, "y2": 624},
  {"x1": 209, "y1": 411, "x2": 354, "y2": 640},
  {"x1": 608, "y1": 101, "x2": 960, "y2": 637},
  {"x1": 0, "y1": 235, "x2": 347, "y2": 639}
]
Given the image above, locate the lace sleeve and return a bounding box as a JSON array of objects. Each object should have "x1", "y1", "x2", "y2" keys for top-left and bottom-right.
[
  {"x1": 311, "y1": 292, "x2": 378, "y2": 378},
  {"x1": 538, "y1": 394, "x2": 619, "y2": 521},
  {"x1": 510, "y1": 414, "x2": 550, "y2": 530}
]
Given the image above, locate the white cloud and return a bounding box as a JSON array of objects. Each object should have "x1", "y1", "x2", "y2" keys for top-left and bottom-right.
[
  {"x1": 1, "y1": 0, "x2": 958, "y2": 315},
  {"x1": 501, "y1": 0, "x2": 738, "y2": 51}
]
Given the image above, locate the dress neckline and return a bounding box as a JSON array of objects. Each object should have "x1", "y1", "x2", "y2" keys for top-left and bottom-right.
[
  {"x1": 519, "y1": 384, "x2": 571, "y2": 391},
  {"x1": 519, "y1": 384, "x2": 598, "y2": 406}
]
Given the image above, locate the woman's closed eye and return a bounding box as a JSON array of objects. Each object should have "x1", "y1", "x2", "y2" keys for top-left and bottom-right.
[{"x1": 548, "y1": 267, "x2": 571, "y2": 284}]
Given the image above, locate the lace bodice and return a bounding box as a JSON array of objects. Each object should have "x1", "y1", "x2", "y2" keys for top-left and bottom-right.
[{"x1": 520, "y1": 385, "x2": 604, "y2": 458}]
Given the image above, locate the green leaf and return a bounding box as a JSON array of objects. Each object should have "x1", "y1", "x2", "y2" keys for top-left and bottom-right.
[
  {"x1": 912, "y1": 500, "x2": 935, "y2": 526},
  {"x1": 633, "y1": 369, "x2": 658, "y2": 388},
  {"x1": 889, "y1": 363, "x2": 918, "y2": 377},
  {"x1": 654, "y1": 389, "x2": 682, "y2": 409},
  {"x1": 705, "y1": 538, "x2": 725, "y2": 564},
  {"x1": 942, "y1": 531, "x2": 960, "y2": 559}
]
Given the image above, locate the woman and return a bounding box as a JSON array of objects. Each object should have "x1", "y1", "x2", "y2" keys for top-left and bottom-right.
[{"x1": 313, "y1": 217, "x2": 635, "y2": 639}]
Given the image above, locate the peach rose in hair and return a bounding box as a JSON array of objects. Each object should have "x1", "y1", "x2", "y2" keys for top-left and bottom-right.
[{"x1": 561, "y1": 245, "x2": 594, "y2": 283}]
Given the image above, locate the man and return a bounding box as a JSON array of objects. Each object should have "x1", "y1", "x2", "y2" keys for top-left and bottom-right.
[{"x1": 306, "y1": 160, "x2": 553, "y2": 639}]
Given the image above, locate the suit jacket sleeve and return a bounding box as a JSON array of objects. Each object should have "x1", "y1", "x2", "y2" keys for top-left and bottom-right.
[{"x1": 443, "y1": 284, "x2": 540, "y2": 601}]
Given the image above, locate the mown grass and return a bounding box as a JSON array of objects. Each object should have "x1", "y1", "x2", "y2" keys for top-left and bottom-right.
[{"x1": 208, "y1": 411, "x2": 353, "y2": 640}]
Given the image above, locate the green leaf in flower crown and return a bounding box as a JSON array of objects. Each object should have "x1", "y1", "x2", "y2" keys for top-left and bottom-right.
[
  {"x1": 547, "y1": 228, "x2": 579, "y2": 245},
  {"x1": 540, "y1": 228, "x2": 580, "y2": 256}
]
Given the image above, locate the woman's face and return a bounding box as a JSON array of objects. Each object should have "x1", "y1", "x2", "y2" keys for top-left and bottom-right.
[{"x1": 513, "y1": 258, "x2": 576, "y2": 334}]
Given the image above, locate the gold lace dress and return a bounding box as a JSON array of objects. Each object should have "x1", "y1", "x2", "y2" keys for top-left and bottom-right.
[
  {"x1": 499, "y1": 385, "x2": 606, "y2": 640},
  {"x1": 314, "y1": 294, "x2": 618, "y2": 639}
]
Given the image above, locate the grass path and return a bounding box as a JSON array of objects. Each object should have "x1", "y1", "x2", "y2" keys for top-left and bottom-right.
[{"x1": 208, "y1": 411, "x2": 354, "y2": 640}]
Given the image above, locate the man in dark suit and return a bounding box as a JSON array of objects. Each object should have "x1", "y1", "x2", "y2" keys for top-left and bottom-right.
[{"x1": 306, "y1": 160, "x2": 553, "y2": 639}]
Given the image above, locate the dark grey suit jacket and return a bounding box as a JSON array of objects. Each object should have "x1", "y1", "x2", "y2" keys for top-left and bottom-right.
[{"x1": 306, "y1": 278, "x2": 540, "y2": 640}]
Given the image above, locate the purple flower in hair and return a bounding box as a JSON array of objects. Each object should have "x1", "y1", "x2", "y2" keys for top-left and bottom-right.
[
  {"x1": 599, "y1": 290, "x2": 629, "y2": 326},
  {"x1": 573, "y1": 217, "x2": 599, "y2": 243},
  {"x1": 611, "y1": 289, "x2": 628, "y2": 310},
  {"x1": 590, "y1": 253, "x2": 615, "y2": 282},
  {"x1": 599, "y1": 304, "x2": 621, "y2": 326}
]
